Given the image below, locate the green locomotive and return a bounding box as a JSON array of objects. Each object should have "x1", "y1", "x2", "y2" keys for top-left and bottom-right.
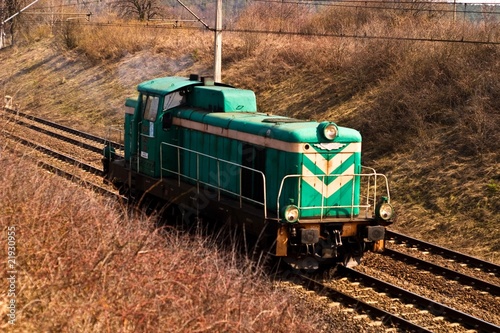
[{"x1": 103, "y1": 75, "x2": 394, "y2": 270}]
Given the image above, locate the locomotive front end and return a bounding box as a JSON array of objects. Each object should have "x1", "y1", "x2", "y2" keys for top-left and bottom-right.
[{"x1": 273, "y1": 121, "x2": 394, "y2": 270}]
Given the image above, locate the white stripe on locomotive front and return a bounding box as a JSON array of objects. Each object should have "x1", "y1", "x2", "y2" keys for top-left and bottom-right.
[{"x1": 302, "y1": 164, "x2": 356, "y2": 198}]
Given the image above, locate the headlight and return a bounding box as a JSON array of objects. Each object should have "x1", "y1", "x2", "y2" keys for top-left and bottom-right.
[
  {"x1": 376, "y1": 197, "x2": 394, "y2": 221},
  {"x1": 378, "y1": 203, "x2": 393, "y2": 220},
  {"x1": 283, "y1": 205, "x2": 299, "y2": 223},
  {"x1": 323, "y1": 123, "x2": 338, "y2": 140}
]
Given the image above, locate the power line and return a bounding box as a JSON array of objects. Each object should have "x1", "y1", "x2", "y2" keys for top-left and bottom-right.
[
  {"x1": 20, "y1": 0, "x2": 500, "y2": 13},
  {"x1": 224, "y1": 27, "x2": 500, "y2": 45},
  {"x1": 35, "y1": 19, "x2": 499, "y2": 45},
  {"x1": 251, "y1": 0, "x2": 500, "y2": 16},
  {"x1": 50, "y1": 19, "x2": 207, "y2": 29},
  {"x1": 254, "y1": 0, "x2": 500, "y2": 5},
  {"x1": 4, "y1": 0, "x2": 499, "y2": 46}
]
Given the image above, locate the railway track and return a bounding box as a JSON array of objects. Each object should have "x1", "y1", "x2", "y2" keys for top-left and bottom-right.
[
  {"x1": 382, "y1": 244, "x2": 499, "y2": 296},
  {"x1": 0, "y1": 107, "x2": 121, "y2": 197},
  {"x1": 288, "y1": 266, "x2": 500, "y2": 333},
  {"x1": 386, "y1": 230, "x2": 499, "y2": 276},
  {"x1": 3, "y1": 106, "x2": 499, "y2": 332},
  {"x1": 2, "y1": 106, "x2": 124, "y2": 151},
  {"x1": 294, "y1": 232, "x2": 500, "y2": 332},
  {"x1": 276, "y1": 224, "x2": 499, "y2": 330},
  {"x1": 281, "y1": 238, "x2": 499, "y2": 332}
]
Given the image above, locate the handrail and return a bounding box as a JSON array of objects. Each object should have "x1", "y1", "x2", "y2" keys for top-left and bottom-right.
[
  {"x1": 102, "y1": 126, "x2": 124, "y2": 161},
  {"x1": 276, "y1": 171, "x2": 390, "y2": 222},
  {"x1": 154, "y1": 142, "x2": 390, "y2": 223},
  {"x1": 105, "y1": 125, "x2": 124, "y2": 147},
  {"x1": 137, "y1": 121, "x2": 142, "y2": 173},
  {"x1": 361, "y1": 165, "x2": 391, "y2": 203},
  {"x1": 160, "y1": 142, "x2": 268, "y2": 218}
]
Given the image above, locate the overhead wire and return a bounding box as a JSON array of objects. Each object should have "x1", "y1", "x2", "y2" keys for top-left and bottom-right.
[
  {"x1": 224, "y1": 27, "x2": 500, "y2": 45},
  {"x1": 252, "y1": 0, "x2": 500, "y2": 5},
  {"x1": 16, "y1": 0, "x2": 500, "y2": 15},
  {"x1": 250, "y1": 0, "x2": 500, "y2": 17},
  {"x1": 2, "y1": 0, "x2": 499, "y2": 45},
  {"x1": 230, "y1": 0, "x2": 500, "y2": 44},
  {"x1": 16, "y1": 18, "x2": 494, "y2": 45}
]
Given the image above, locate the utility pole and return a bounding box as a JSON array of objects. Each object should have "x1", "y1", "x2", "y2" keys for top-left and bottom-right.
[
  {"x1": 453, "y1": 0, "x2": 457, "y2": 22},
  {"x1": 214, "y1": 0, "x2": 222, "y2": 82},
  {"x1": 1, "y1": 0, "x2": 5, "y2": 48},
  {"x1": 1, "y1": 0, "x2": 43, "y2": 48},
  {"x1": 175, "y1": 0, "x2": 221, "y2": 81},
  {"x1": 1, "y1": 23, "x2": 4, "y2": 49}
]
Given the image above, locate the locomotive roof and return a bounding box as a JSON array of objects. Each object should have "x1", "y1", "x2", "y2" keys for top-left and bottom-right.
[
  {"x1": 174, "y1": 109, "x2": 361, "y2": 144},
  {"x1": 137, "y1": 76, "x2": 361, "y2": 143},
  {"x1": 137, "y1": 76, "x2": 200, "y2": 95}
]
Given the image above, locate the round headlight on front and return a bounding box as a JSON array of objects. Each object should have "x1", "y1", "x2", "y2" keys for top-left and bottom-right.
[
  {"x1": 377, "y1": 202, "x2": 394, "y2": 221},
  {"x1": 283, "y1": 205, "x2": 299, "y2": 223},
  {"x1": 323, "y1": 123, "x2": 338, "y2": 140}
]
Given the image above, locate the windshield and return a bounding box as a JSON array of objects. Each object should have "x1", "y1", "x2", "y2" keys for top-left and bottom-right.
[{"x1": 142, "y1": 95, "x2": 159, "y2": 121}]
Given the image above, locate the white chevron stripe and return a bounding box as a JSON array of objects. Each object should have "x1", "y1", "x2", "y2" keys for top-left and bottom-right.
[
  {"x1": 302, "y1": 164, "x2": 355, "y2": 198},
  {"x1": 303, "y1": 144, "x2": 356, "y2": 175}
]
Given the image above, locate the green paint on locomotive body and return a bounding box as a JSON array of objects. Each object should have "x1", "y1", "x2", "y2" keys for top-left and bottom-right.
[
  {"x1": 137, "y1": 76, "x2": 198, "y2": 95},
  {"x1": 123, "y1": 98, "x2": 138, "y2": 162},
  {"x1": 170, "y1": 110, "x2": 363, "y2": 218},
  {"x1": 191, "y1": 86, "x2": 257, "y2": 112},
  {"x1": 124, "y1": 76, "x2": 365, "y2": 221}
]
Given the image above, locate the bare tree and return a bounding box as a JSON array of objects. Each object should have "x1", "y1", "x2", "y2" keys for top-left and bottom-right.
[
  {"x1": 2, "y1": 0, "x2": 21, "y2": 46},
  {"x1": 114, "y1": 0, "x2": 162, "y2": 21}
]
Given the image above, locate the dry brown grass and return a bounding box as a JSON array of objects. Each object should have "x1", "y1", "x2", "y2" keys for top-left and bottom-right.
[
  {"x1": 0, "y1": 150, "x2": 325, "y2": 332},
  {"x1": 59, "y1": 21, "x2": 214, "y2": 66},
  {"x1": 1, "y1": 3, "x2": 498, "y2": 265},
  {"x1": 221, "y1": 7, "x2": 499, "y2": 261}
]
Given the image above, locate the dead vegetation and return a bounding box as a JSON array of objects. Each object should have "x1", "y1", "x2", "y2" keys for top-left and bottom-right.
[
  {"x1": 0, "y1": 3, "x2": 499, "y2": 330},
  {"x1": 1, "y1": 0, "x2": 497, "y2": 255},
  {"x1": 0, "y1": 151, "x2": 325, "y2": 332}
]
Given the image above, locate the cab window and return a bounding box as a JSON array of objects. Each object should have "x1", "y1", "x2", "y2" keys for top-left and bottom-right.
[
  {"x1": 142, "y1": 95, "x2": 159, "y2": 121},
  {"x1": 163, "y1": 91, "x2": 186, "y2": 111}
]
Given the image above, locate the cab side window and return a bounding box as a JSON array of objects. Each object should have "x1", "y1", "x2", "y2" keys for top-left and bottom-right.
[
  {"x1": 163, "y1": 91, "x2": 186, "y2": 111},
  {"x1": 162, "y1": 91, "x2": 186, "y2": 130},
  {"x1": 142, "y1": 95, "x2": 159, "y2": 121}
]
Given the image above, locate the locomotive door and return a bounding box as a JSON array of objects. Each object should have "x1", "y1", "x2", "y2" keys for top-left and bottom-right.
[
  {"x1": 138, "y1": 94, "x2": 160, "y2": 177},
  {"x1": 241, "y1": 144, "x2": 266, "y2": 203}
]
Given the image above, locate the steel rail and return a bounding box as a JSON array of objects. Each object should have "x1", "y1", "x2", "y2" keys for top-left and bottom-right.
[
  {"x1": 295, "y1": 273, "x2": 433, "y2": 333},
  {"x1": 3, "y1": 140, "x2": 121, "y2": 199},
  {"x1": 386, "y1": 230, "x2": 500, "y2": 275},
  {"x1": 36, "y1": 160, "x2": 118, "y2": 198},
  {"x1": 383, "y1": 248, "x2": 500, "y2": 296},
  {"x1": 2, "y1": 107, "x2": 124, "y2": 150},
  {"x1": 2, "y1": 130, "x2": 103, "y2": 176},
  {"x1": 8, "y1": 117, "x2": 104, "y2": 154},
  {"x1": 339, "y1": 266, "x2": 500, "y2": 333}
]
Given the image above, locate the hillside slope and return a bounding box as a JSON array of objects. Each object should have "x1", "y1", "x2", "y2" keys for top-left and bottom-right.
[{"x1": 0, "y1": 32, "x2": 498, "y2": 262}]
